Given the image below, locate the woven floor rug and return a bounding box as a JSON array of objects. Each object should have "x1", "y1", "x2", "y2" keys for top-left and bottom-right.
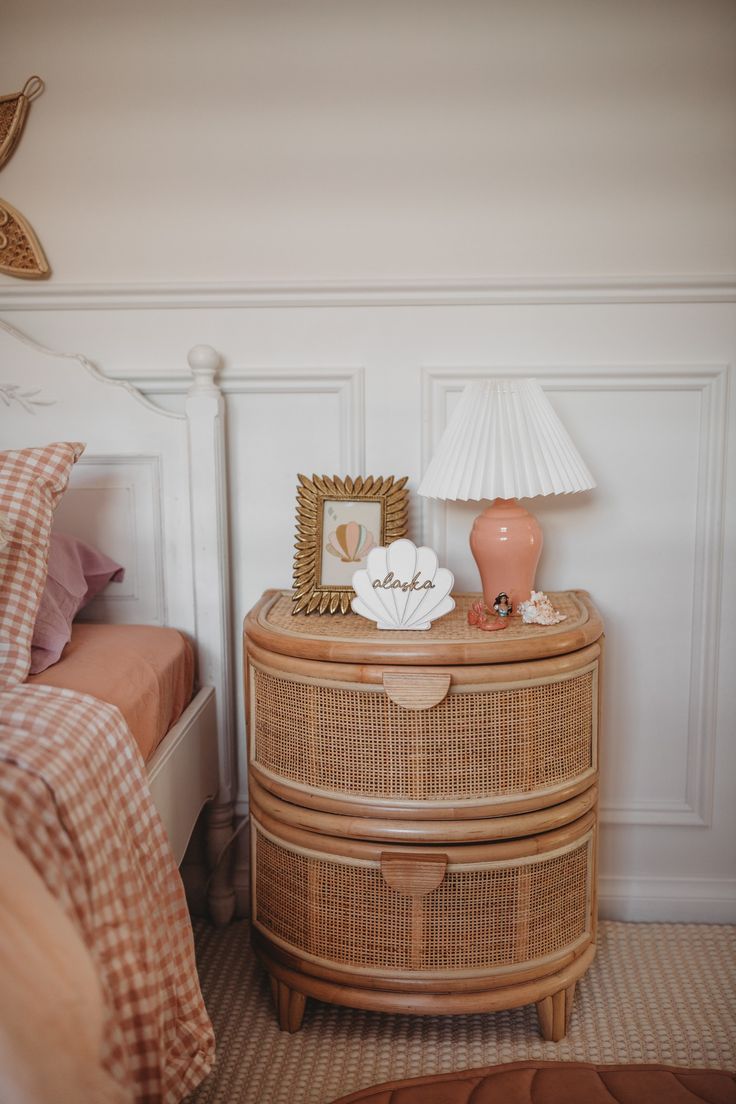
[{"x1": 184, "y1": 921, "x2": 735, "y2": 1104}]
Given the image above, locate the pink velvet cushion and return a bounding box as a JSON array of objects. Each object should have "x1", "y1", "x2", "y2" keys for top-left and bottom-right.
[
  {"x1": 0, "y1": 443, "x2": 84, "y2": 688},
  {"x1": 29, "y1": 533, "x2": 124, "y2": 675}
]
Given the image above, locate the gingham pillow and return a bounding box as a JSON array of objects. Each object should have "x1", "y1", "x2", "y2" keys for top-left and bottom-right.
[{"x1": 0, "y1": 442, "x2": 84, "y2": 688}]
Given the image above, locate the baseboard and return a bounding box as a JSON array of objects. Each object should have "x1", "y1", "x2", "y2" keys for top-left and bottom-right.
[{"x1": 599, "y1": 876, "x2": 736, "y2": 923}]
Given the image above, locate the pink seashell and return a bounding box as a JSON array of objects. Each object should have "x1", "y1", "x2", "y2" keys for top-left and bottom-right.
[{"x1": 325, "y1": 521, "x2": 376, "y2": 563}]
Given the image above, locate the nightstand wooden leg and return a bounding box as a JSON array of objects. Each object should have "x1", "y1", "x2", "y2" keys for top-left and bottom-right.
[
  {"x1": 536, "y1": 982, "x2": 576, "y2": 1041},
  {"x1": 271, "y1": 977, "x2": 307, "y2": 1032}
]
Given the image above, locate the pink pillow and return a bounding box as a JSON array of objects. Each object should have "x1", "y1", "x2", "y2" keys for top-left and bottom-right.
[
  {"x1": 30, "y1": 533, "x2": 124, "y2": 674},
  {"x1": 0, "y1": 442, "x2": 84, "y2": 688}
]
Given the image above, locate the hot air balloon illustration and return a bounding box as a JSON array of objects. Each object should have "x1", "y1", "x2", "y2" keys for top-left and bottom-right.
[
  {"x1": 325, "y1": 521, "x2": 376, "y2": 563},
  {"x1": 0, "y1": 76, "x2": 49, "y2": 279}
]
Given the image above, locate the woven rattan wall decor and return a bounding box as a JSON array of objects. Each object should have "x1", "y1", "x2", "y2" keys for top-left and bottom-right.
[{"x1": 0, "y1": 76, "x2": 49, "y2": 279}]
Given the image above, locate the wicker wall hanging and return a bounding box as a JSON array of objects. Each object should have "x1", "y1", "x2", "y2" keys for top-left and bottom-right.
[{"x1": 0, "y1": 76, "x2": 49, "y2": 279}]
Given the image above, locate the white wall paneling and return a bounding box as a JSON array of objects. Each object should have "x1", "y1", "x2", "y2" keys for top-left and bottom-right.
[
  {"x1": 2, "y1": 0, "x2": 735, "y2": 923},
  {"x1": 228, "y1": 367, "x2": 365, "y2": 822},
  {"x1": 2, "y1": 295, "x2": 734, "y2": 923},
  {"x1": 421, "y1": 366, "x2": 728, "y2": 829},
  {"x1": 128, "y1": 367, "x2": 365, "y2": 827}
]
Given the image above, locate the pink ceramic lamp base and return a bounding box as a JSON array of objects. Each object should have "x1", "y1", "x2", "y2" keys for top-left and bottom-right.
[{"x1": 469, "y1": 498, "x2": 543, "y2": 613}]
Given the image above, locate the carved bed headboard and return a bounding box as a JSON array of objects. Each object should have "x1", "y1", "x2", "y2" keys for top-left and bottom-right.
[{"x1": 0, "y1": 319, "x2": 234, "y2": 808}]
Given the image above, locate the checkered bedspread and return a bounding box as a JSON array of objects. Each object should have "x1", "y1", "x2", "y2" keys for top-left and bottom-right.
[{"x1": 0, "y1": 683, "x2": 215, "y2": 1103}]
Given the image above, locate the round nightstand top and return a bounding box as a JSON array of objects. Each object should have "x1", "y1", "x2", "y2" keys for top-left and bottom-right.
[{"x1": 245, "y1": 589, "x2": 603, "y2": 666}]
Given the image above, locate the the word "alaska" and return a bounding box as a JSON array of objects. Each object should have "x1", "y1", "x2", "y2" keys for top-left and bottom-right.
[{"x1": 372, "y1": 571, "x2": 436, "y2": 593}]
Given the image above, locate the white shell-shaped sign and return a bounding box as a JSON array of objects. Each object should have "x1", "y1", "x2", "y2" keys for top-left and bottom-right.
[{"x1": 351, "y1": 538, "x2": 455, "y2": 630}]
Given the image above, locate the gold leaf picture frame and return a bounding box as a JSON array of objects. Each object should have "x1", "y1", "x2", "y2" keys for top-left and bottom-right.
[{"x1": 293, "y1": 474, "x2": 409, "y2": 614}]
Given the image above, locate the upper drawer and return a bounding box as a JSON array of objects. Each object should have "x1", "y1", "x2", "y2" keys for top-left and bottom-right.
[{"x1": 247, "y1": 642, "x2": 600, "y2": 819}]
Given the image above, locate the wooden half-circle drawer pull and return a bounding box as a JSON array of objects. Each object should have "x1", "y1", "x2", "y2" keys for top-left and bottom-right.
[
  {"x1": 380, "y1": 852, "x2": 448, "y2": 897},
  {"x1": 382, "y1": 671, "x2": 451, "y2": 710}
]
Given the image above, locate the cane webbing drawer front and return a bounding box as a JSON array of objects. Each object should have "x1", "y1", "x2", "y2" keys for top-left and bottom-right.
[
  {"x1": 250, "y1": 660, "x2": 598, "y2": 811},
  {"x1": 252, "y1": 817, "x2": 594, "y2": 979}
]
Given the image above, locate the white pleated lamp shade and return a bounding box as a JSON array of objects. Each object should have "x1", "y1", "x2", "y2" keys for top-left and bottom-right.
[{"x1": 418, "y1": 378, "x2": 596, "y2": 502}]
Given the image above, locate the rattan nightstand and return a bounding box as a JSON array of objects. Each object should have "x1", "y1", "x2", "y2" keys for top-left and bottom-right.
[{"x1": 244, "y1": 590, "x2": 603, "y2": 1039}]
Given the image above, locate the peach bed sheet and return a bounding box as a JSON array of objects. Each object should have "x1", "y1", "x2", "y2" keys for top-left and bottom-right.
[{"x1": 27, "y1": 623, "x2": 194, "y2": 763}]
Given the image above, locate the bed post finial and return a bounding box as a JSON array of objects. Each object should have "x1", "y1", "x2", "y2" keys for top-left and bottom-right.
[{"x1": 187, "y1": 344, "x2": 222, "y2": 392}]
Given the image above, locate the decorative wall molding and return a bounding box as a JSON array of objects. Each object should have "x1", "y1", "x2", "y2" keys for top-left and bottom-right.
[
  {"x1": 1, "y1": 274, "x2": 735, "y2": 311},
  {"x1": 420, "y1": 365, "x2": 729, "y2": 830},
  {"x1": 126, "y1": 366, "x2": 366, "y2": 475},
  {"x1": 192, "y1": 365, "x2": 365, "y2": 918},
  {"x1": 127, "y1": 365, "x2": 366, "y2": 824}
]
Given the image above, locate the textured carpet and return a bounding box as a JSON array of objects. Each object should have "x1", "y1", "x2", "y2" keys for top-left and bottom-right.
[{"x1": 184, "y1": 921, "x2": 735, "y2": 1104}]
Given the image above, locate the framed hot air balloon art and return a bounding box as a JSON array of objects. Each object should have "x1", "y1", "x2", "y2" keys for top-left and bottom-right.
[{"x1": 292, "y1": 474, "x2": 409, "y2": 614}]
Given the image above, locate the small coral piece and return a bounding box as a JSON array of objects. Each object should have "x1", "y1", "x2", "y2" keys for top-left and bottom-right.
[
  {"x1": 467, "y1": 599, "x2": 486, "y2": 626},
  {"x1": 518, "y1": 590, "x2": 566, "y2": 626},
  {"x1": 467, "y1": 599, "x2": 508, "y2": 631}
]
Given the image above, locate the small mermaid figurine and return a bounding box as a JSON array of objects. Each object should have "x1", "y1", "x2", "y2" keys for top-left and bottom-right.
[{"x1": 493, "y1": 592, "x2": 512, "y2": 618}]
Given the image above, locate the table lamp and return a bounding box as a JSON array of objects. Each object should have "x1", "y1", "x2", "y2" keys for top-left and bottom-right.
[{"x1": 417, "y1": 378, "x2": 595, "y2": 612}]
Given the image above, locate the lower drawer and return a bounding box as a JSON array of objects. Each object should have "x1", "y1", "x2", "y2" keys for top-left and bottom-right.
[{"x1": 251, "y1": 804, "x2": 597, "y2": 984}]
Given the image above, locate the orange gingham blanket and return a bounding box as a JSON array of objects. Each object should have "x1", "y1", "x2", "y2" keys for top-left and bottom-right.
[{"x1": 0, "y1": 683, "x2": 215, "y2": 1103}]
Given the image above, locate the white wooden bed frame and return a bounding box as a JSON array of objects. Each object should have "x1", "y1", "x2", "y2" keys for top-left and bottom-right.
[{"x1": 0, "y1": 319, "x2": 235, "y2": 925}]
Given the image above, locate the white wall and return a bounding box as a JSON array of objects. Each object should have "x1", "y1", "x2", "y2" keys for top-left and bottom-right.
[
  {"x1": 2, "y1": 0, "x2": 735, "y2": 283},
  {"x1": 1, "y1": 0, "x2": 735, "y2": 922}
]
